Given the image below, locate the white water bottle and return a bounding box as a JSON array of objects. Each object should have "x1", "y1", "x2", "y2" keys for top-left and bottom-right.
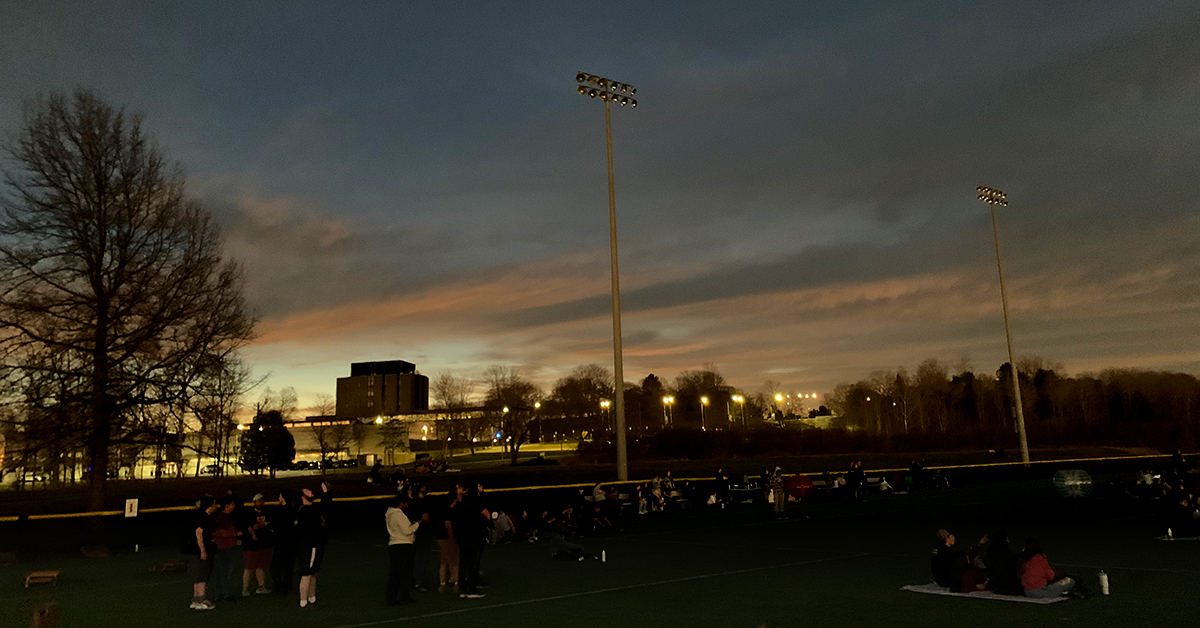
[{"x1": 1098, "y1": 571, "x2": 1109, "y2": 595}]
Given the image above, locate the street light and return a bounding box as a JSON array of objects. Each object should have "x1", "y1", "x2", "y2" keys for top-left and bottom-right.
[
  {"x1": 662, "y1": 395, "x2": 674, "y2": 426},
  {"x1": 700, "y1": 396, "x2": 709, "y2": 431},
  {"x1": 732, "y1": 394, "x2": 746, "y2": 428},
  {"x1": 600, "y1": 399, "x2": 612, "y2": 432},
  {"x1": 977, "y1": 185, "x2": 1030, "y2": 466},
  {"x1": 574, "y1": 71, "x2": 638, "y2": 482}
]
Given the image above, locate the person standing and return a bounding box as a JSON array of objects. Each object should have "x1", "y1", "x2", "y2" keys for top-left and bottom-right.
[
  {"x1": 211, "y1": 495, "x2": 240, "y2": 602},
  {"x1": 184, "y1": 495, "x2": 219, "y2": 610},
  {"x1": 436, "y1": 490, "x2": 460, "y2": 593},
  {"x1": 450, "y1": 483, "x2": 490, "y2": 599},
  {"x1": 271, "y1": 489, "x2": 299, "y2": 596},
  {"x1": 409, "y1": 484, "x2": 435, "y2": 591},
  {"x1": 769, "y1": 467, "x2": 786, "y2": 518},
  {"x1": 385, "y1": 493, "x2": 420, "y2": 605},
  {"x1": 297, "y1": 482, "x2": 332, "y2": 609},
  {"x1": 242, "y1": 493, "x2": 274, "y2": 596}
]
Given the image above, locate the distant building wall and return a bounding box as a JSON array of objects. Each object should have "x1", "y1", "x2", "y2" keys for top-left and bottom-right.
[{"x1": 335, "y1": 360, "x2": 429, "y2": 419}]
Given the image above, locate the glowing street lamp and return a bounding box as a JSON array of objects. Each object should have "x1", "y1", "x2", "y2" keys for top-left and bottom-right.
[
  {"x1": 732, "y1": 394, "x2": 746, "y2": 428},
  {"x1": 574, "y1": 71, "x2": 638, "y2": 482},
  {"x1": 662, "y1": 395, "x2": 675, "y2": 425},
  {"x1": 700, "y1": 396, "x2": 709, "y2": 431},
  {"x1": 600, "y1": 399, "x2": 613, "y2": 433},
  {"x1": 977, "y1": 185, "x2": 1030, "y2": 466}
]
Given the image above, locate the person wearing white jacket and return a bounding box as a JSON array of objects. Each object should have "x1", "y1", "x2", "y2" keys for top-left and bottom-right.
[{"x1": 385, "y1": 493, "x2": 420, "y2": 605}]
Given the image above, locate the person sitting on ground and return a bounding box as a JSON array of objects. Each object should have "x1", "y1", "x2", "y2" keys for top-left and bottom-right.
[
  {"x1": 1167, "y1": 492, "x2": 1200, "y2": 537},
  {"x1": 549, "y1": 524, "x2": 593, "y2": 561},
  {"x1": 981, "y1": 530, "x2": 1022, "y2": 596},
  {"x1": 368, "y1": 460, "x2": 384, "y2": 484},
  {"x1": 1018, "y1": 537, "x2": 1074, "y2": 598},
  {"x1": 930, "y1": 529, "x2": 966, "y2": 591}
]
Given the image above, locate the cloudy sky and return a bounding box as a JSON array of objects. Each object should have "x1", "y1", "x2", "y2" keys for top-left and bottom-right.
[{"x1": 2, "y1": 1, "x2": 1197, "y2": 407}]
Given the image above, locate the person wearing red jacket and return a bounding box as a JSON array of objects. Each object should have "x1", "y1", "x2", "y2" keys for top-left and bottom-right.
[{"x1": 1018, "y1": 537, "x2": 1075, "y2": 598}]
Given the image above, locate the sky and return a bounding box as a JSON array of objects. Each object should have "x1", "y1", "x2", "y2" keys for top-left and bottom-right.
[{"x1": 1, "y1": 1, "x2": 1197, "y2": 408}]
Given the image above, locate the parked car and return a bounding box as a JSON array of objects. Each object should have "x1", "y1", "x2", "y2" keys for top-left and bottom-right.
[{"x1": 200, "y1": 464, "x2": 220, "y2": 475}]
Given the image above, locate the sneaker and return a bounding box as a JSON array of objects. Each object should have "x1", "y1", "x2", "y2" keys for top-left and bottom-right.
[
  {"x1": 255, "y1": 586, "x2": 272, "y2": 594},
  {"x1": 437, "y1": 583, "x2": 448, "y2": 593},
  {"x1": 192, "y1": 600, "x2": 215, "y2": 610},
  {"x1": 243, "y1": 589, "x2": 252, "y2": 597}
]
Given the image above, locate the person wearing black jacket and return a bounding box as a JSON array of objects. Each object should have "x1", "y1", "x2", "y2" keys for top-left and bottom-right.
[
  {"x1": 930, "y1": 529, "x2": 966, "y2": 590},
  {"x1": 297, "y1": 482, "x2": 332, "y2": 608},
  {"x1": 981, "y1": 530, "x2": 1022, "y2": 595},
  {"x1": 184, "y1": 495, "x2": 220, "y2": 610},
  {"x1": 449, "y1": 483, "x2": 490, "y2": 599},
  {"x1": 271, "y1": 489, "x2": 299, "y2": 596}
]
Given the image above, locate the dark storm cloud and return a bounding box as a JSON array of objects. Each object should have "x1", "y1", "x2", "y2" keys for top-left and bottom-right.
[{"x1": 2, "y1": 1, "x2": 1196, "y2": 397}]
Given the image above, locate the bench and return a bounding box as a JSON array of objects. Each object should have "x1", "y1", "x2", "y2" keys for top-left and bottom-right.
[{"x1": 25, "y1": 570, "x2": 59, "y2": 587}]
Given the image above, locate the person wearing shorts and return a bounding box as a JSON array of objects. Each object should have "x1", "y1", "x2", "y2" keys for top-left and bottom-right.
[
  {"x1": 296, "y1": 482, "x2": 331, "y2": 608},
  {"x1": 242, "y1": 493, "x2": 275, "y2": 595},
  {"x1": 184, "y1": 495, "x2": 220, "y2": 610}
]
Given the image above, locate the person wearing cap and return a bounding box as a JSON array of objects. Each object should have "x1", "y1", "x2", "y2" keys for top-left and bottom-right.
[
  {"x1": 242, "y1": 493, "x2": 275, "y2": 595},
  {"x1": 297, "y1": 482, "x2": 332, "y2": 608},
  {"x1": 930, "y1": 529, "x2": 967, "y2": 591}
]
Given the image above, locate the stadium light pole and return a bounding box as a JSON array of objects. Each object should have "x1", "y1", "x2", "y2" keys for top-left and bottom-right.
[
  {"x1": 977, "y1": 185, "x2": 1030, "y2": 467},
  {"x1": 574, "y1": 71, "x2": 637, "y2": 481}
]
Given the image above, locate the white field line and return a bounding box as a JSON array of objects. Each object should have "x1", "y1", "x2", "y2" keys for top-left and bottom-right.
[{"x1": 328, "y1": 553, "x2": 871, "y2": 628}]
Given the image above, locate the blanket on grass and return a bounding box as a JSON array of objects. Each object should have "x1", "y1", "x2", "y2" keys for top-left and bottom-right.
[{"x1": 901, "y1": 583, "x2": 1067, "y2": 604}]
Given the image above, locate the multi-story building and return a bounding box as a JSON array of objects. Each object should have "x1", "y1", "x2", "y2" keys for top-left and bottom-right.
[{"x1": 335, "y1": 360, "x2": 430, "y2": 419}]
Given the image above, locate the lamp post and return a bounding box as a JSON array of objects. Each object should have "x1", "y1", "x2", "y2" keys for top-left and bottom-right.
[
  {"x1": 700, "y1": 396, "x2": 709, "y2": 431},
  {"x1": 662, "y1": 395, "x2": 674, "y2": 426},
  {"x1": 600, "y1": 399, "x2": 612, "y2": 433},
  {"x1": 732, "y1": 395, "x2": 746, "y2": 428},
  {"x1": 977, "y1": 185, "x2": 1030, "y2": 466},
  {"x1": 574, "y1": 71, "x2": 637, "y2": 481}
]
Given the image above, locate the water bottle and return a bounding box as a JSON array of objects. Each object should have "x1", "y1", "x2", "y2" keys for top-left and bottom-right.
[{"x1": 1098, "y1": 571, "x2": 1109, "y2": 595}]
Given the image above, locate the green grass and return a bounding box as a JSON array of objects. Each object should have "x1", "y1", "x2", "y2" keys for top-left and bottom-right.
[{"x1": 1, "y1": 477, "x2": 1194, "y2": 627}]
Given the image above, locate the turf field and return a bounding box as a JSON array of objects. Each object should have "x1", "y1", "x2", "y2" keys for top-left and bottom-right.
[{"x1": 2, "y1": 477, "x2": 1196, "y2": 628}]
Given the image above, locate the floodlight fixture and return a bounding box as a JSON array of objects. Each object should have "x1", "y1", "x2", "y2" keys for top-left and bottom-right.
[{"x1": 977, "y1": 185, "x2": 1007, "y2": 206}]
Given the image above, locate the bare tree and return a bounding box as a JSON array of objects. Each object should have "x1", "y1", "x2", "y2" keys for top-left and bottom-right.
[
  {"x1": 483, "y1": 365, "x2": 543, "y2": 465},
  {"x1": 431, "y1": 371, "x2": 476, "y2": 452},
  {"x1": 309, "y1": 392, "x2": 335, "y2": 418},
  {"x1": 0, "y1": 90, "x2": 255, "y2": 510}
]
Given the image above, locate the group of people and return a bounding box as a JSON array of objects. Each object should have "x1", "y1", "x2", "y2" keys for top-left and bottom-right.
[
  {"x1": 183, "y1": 483, "x2": 330, "y2": 610},
  {"x1": 930, "y1": 529, "x2": 1078, "y2": 598},
  {"x1": 384, "y1": 481, "x2": 492, "y2": 605}
]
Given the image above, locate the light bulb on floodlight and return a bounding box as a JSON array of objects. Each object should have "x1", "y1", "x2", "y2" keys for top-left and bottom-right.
[
  {"x1": 576, "y1": 72, "x2": 587, "y2": 83},
  {"x1": 588, "y1": 89, "x2": 598, "y2": 98}
]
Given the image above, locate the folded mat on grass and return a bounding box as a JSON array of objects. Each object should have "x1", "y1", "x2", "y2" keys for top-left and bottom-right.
[{"x1": 900, "y1": 583, "x2": 1067, "y2": 604}]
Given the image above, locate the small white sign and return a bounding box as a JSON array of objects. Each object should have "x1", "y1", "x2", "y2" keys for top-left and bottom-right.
[{"x1": 124, "y1": 498, "x2": 139, "y2": 518}]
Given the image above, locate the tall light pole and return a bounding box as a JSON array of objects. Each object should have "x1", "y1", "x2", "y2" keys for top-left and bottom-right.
[
  {"x1": 977, "y1": 185, "x2": 1030, "y2": 466},
  {"x1": 700, "y1": 396, "x2": 709, "y2": 431},
  {"x1": 732, "y1": 395, "x2": 746, "y2": 428},
  {"x1": 662, "y1": 395, "x2": 674, "y2": 426},
  {"x1": 574, "y1": 71, "x2": 637, "y2": 481}
]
